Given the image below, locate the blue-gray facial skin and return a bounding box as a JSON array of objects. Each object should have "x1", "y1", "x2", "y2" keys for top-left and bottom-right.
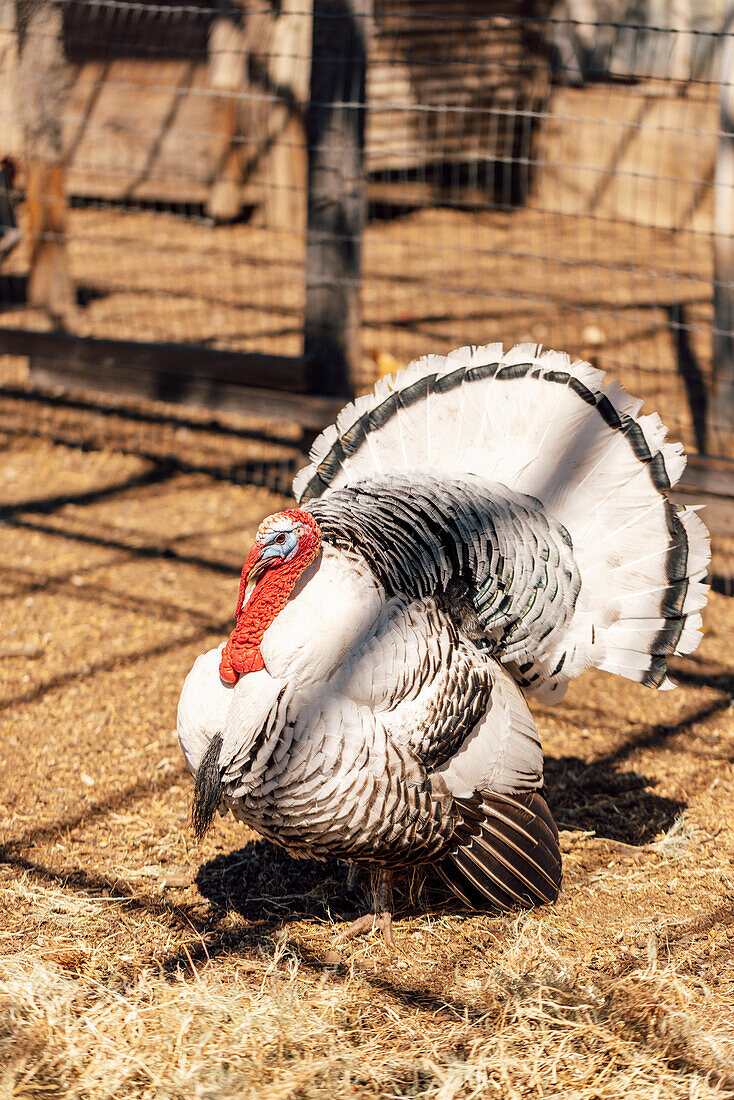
[{"x1": 258, "y1": 527, "x2": 300, "y2": 564}]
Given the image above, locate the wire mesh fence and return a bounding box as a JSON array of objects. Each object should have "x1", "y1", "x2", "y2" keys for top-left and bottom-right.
[{"x1": 0, "y1": 1, "x2": 732, "y2": 582}]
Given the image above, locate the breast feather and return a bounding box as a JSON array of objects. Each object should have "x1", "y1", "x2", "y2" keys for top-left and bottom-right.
[{"x1": 260, "y1": 543, "x2": 385, "y2": 685}]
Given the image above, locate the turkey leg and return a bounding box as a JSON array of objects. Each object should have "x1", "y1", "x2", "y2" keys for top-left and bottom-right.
[{"x1": 336, "y1": 869, "x2": 394, "y2": 947}]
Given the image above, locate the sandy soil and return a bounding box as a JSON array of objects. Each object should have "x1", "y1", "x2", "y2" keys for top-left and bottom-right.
[{"x1": 0, "y1": 387, "x2": 733, "y2": 1097}]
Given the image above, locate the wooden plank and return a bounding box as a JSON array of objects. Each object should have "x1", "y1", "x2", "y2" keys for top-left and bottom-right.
[
  {"x1": 27, "y1": 358, "x2": 344, "y2": 430},
  {"x1": 305, "y1": 0, "x2": 372, "y2": 397},
  {"x1": 0, "y1": 328, "x2": 316, "y2": 393},
  {"x1": 19, "y1": 2, "x2": 75, "y2": 321},
  {"x1": 258, "y1": 0, "x2": 312, "y2": 234},
  {"x1": 532, "y1": 84, "x2": 718, "y2": 232},
  {"x1": 670, "y1": 490, "x2": 734, "y2": 539},
  {"x1": 0, "y1": 326, "x2": 341, "y2": 428},
  {"x1": 61, "y1": 60, "x2": 216, "y2": 204},
  {"x1": 206, "y1": 16, "x2": 248, "y2": 222},
  {"x1": 672, "y1": 454, "x2": 734, "y2": 540},
  {"x1": 0, "y1": 0, "x2": 21, "y2": 158},
  {"x1": 677, "y1": 454, "x2": 734, "y2": 499}
]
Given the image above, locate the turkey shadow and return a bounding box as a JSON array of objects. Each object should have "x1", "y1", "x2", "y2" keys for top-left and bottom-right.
[
  {"x1": 196, "y1": 842, "x2": 463, "y2": 927},
  {"x1": 544, "y1": 755, "x2": 685, "y2": 845},
  {"x1": 197, "y1": 757, "x2": 684, "y2": 927},
  {"x1": 196, "y1": 843, "x2": 355, "y2": 927}
]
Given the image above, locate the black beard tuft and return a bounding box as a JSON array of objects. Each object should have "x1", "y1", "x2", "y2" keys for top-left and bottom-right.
[{"x1": 191, "y1": 733, "x2": 224, "y2": 841}]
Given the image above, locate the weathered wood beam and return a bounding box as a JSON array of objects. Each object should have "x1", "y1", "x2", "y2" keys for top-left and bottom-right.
[
  {"x1": 672, "y1": 454, "x2": 734, "y2": 539},
  {"x1": 206, "y1": 13, "x2": 247, "y2": 222},
  {"x1": 676, "y1": 453, "x2": 734, "y2": 498},
  {"x1": 304, "y1": 0, "x2": 372, "y2": 397},
  {"x1": 18, "y1": 0, "x2": 75, "y2": 322},
  {"x1": 259, "y1": 0, "x2": 312, "y2": 235},
  {"x1": 0, "y1": 328, "x2": 344, "y2": 426},
  {"x1": 0, "y1": 0, "x2": 21, "y2": 159},
  {"x1": 670, "y1": 491, "x2": 734, "y2": 539},
  {"x1": 9, "y1": 331, "x2": 342, "y2": 428},
  {"x1": 1, "y1": 328, "x2": 316, "y2": 391},
  {"x1": 29, "y1": 365, "x2": 343, "y2": 429}
]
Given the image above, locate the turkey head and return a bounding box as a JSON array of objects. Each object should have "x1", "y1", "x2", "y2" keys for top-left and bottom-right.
[{"x1": 219, "y1": 509, "x2": 322, "y2": 683}]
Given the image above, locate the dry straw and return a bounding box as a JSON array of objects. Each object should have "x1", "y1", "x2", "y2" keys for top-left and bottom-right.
[{"x1": 1, "y1": 915, "x2": 733, "y2": 1100}]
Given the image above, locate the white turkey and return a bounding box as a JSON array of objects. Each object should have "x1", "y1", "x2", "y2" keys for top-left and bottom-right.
[{"x1": 177, "y1": 343, "x2": 710, "y2": 943}]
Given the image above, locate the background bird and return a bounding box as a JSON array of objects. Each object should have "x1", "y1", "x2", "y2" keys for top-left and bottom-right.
[{"x1": 177, "y1": 342, "x2": 710, "y2": 943}]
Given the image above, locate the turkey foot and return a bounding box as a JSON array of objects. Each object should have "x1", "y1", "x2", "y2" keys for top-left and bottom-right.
[{"x1": 336, "y1": 869, "x2": 394, "y2": 947}]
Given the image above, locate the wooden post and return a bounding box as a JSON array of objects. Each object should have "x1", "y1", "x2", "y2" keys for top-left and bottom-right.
[
  {"x1": 206, "y1": 13, "x2": 247, "y2": 222},
  {"x1": 304, "y1": 0, "x2": 372, "y2": 398},
  {"x1": 0, "y1": 0, "x2": 20, "y2": 260},
  {"x1": 668, "y1": 0, "x2": 692, "y2": 86},
  {"x1": 18, "y1": 0, "x2": 75, "y2": 321},
  {"x1": 0, "y1": 0, "x2": 21, "y2": 160},
  {"x1": 713, "y1": 0, "x2": 734, "y2": 455},
  {"x1": 260, "y1": 0, "x2": 312, "y2": 235}
]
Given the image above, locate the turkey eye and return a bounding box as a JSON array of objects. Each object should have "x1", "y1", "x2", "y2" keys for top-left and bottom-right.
[{"x1": 275, "y1": 533, "x2": 287, "y2": 544}]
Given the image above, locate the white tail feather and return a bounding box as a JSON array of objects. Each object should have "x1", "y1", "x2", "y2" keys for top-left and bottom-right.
[{"x1": 294, "y1": 343, "x2": 710, "y2": 694}]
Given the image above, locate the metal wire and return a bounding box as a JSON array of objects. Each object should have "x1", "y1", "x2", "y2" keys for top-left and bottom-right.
[{"x1": 0, "y1": 1, "x2": 731, "y2": 585}]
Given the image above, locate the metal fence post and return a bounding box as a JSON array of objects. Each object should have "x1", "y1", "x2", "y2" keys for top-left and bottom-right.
[
  {"x1": 714, "y1": 0, "x2": 734, "y2": 452},
  {"x1": 304, "y1": 0, "x2": 372, "y2": 399}
]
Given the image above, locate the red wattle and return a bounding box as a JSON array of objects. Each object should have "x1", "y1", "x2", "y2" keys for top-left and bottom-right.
[
  {"x1": 218, "y1": 650, "x2": 239, "y2": 683},
  {"x1": 219, "y1": 639, "x2": 265, "y2": 682}
]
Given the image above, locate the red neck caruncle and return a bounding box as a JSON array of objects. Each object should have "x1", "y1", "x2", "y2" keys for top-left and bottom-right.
[{"x1": 219, "y1": 509, "x2": 321, "y2": 683}]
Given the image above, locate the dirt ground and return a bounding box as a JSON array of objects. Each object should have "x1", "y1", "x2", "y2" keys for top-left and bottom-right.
[{"x1": 0, "y1": 374, "x2": 733, "y2": 1098}]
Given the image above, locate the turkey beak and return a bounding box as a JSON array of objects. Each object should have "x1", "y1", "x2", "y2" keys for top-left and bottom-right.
[
  {"x1": 236, "y1": 543, "x2": 283, "y2": 616},
  {"x1": 236, "y1": 545, "x2": 267, "y2": 616},
  {"x1": 247, "y1": 554, "x2": 271, "y2": 586}
]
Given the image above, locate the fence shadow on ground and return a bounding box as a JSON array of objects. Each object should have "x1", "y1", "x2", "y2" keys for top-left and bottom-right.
[{"x1": 544, "y1": 756, "x2": 685, "y2": 844}]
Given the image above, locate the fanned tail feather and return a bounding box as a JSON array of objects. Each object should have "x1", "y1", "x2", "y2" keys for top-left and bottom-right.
[
  {"x1": 435, "y1": 791, "x2": 561, "y2": 911},
  {"x1": 294, "y1": 343, "x2": 710, "y2": 695}
]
